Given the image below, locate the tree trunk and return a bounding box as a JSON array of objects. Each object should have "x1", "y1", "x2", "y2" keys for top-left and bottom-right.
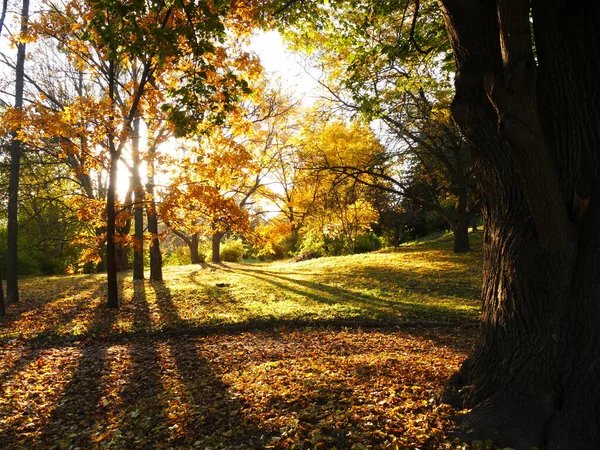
[
  {"x1": 211, "y1": 231, "x2": 224, "y2": 263},
  {"x1": 190, "y1": 234, "x2": 202, "y2": 264},
  {"x1": 106, "y1": 59, "x2": 119, "y2": 309},
  {"x1": 452, "y1": 213, "x2": 470, "y2": 253},
  {"x1": 0, "y1": 277, "x2": 5, "y2": 317},
  {"x1": 438, "y1": 1, "x2": 600, "y2": 448},
  {"x1": 146, "y1": 144, "x2": 162, "y2": 282},
  {"x1": 131, "y1": 116, "x2": 144, "y2": 280},
  {"x1": 106, "y1": 149, "x2": 120, "y2": 309},
  {"x1": 453, "y1": 184, "x2": 471, "y2": 253},
  {"x1": 115, "y1": 182, "x2": 133, "y2": 272},
  {"x1": 147, "y1": 210, "x2": 162, "y2": 280},
  {"x1": 6, "y1": 0, "x2": 29, "y2": 305}
]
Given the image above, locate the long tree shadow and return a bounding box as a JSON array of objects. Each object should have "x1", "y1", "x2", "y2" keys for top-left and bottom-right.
[
  {"x1": 151, "y1": 281, "x2": 271, "y2": 446},
  {"x1": 32, "y1": 284, "x2": 118, "y2": 448},
  {"x1": 0, "y1": 276, "x2": 105, "y2": 341},
  {"x1": 220, "y1": 265, "x2": 477, "y2": 324},
  {"x1": 113, "y1": 279, "x2": 167, "y2": 444},
  {"x1": 245, "y1": 263, "x2": 480, "y2": 302}
]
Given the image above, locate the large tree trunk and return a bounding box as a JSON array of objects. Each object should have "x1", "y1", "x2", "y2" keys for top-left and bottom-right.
[
  {"x1": 5, "y1": 0, "x2": 29, "y2": 305},
  {"x1": 439, "y1": 1, "x2": 600, "y2": 448},
  {"x1": 211, "y1": 230, "x2": 224, "y2": 263}
]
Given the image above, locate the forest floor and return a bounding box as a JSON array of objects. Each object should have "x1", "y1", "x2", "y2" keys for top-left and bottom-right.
[{"x1": 0, "y1": 232, "x2": 484, "y2": 449}]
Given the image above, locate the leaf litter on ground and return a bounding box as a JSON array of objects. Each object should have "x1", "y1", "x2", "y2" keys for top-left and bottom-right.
[{"x1": 0, "y1": 231, "x2": 483, "y2": 448}]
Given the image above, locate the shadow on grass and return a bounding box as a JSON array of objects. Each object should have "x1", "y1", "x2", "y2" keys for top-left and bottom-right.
[
  {"x1": 0, "y1": 276, "x2": 105, "y2": 340},
  {"x1": 214, "y1": 264, "x2": 478, "y2": 324},
  {"x1": 149, "y1": 281, "x2": 270, "y2": 446},
  {"x1": 0, "y1": 281, "x2": 270, "y2": 449}
]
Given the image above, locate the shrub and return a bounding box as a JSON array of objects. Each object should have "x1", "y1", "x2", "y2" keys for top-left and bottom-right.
[
  {"x1": 354, "y1": 232, "x2": 382, "y2": 254},
  {"x1": 163, "y1": 246, "x2": 191, "y2": 266},
  {"x1": 220, "y1": 238, "x2": 245, "y2": 262},
  {"x1": 193, "y1": 250, "x2": 208, "y2": 264}
]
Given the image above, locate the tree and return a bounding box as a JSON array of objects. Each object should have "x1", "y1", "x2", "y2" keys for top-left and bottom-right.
[
  {"x1": 270, "y1": 0, "x2": 600, "y2": 447},
  {"x1": 32, "y1": 0, "x2": 259, "y2": 307},
  {"x1": 430, "y1": 2, "x2": 600, "y2": 447},
  {"x1": 297, "y1": 118, "x2": 381, "y2": 254},
  {"x1": 162, "y1": 78, "x2": 294, "y2": 263},
  {"x1": 272, "y1": 0, "x2": 478, "y2": 252},
  {"x1": 6, "y1": 0, "x2": 30, "y2": 305}
]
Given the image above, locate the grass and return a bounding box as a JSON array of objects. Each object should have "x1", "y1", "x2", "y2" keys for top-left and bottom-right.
[
  {"x1": 0, "y1": 232, "x2": 482, "y2": 342},
  {"x1": 0, "y1": 231, "x2": 484, "y2": 449}
]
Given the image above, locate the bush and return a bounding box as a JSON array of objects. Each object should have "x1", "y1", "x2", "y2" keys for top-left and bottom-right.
[
  {"x1": 354, "y1": 232, "x2": 382, "y2": 254},
  {"x1": 193, "y1": 250, "x2": 208, "y2": 264},
  {"x1": 220, "y1": 238, "x2": 245, "y2": 262},
  {"x1": 163, "y1": 246, "x2": 191, "y2": 266}
]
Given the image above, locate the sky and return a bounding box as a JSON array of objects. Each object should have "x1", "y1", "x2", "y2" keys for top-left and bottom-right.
[{"x1": 248, "y1": 29, "x2": 322, "y2": 106}]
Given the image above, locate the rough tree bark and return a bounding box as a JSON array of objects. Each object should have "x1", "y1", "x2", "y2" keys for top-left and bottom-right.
[
  {"x1": 438, "y1": 0, "x2": 600, "y2": 448},
  {"x1": 6, "y1": 0, "x2": 29, "y2": 305}
]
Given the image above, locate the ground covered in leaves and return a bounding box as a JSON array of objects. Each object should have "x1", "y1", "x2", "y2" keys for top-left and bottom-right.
[
  {"x1": 1, "y1": 328, "x2": 475, "y2": 449},
  {"x1": 0, "y1": 232, "x2": 483, "y2": 448}
]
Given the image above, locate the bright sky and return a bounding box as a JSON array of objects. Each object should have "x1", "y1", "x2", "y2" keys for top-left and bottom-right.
[{"x1": 249, "y1": 29, "x2": 322, "y2": 106}]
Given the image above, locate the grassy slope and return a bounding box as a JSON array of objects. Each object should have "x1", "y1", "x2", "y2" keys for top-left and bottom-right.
[
  {"x1": 1, "y1": 232, "x2": 483, "y2": 341},
  {"x1": 0, "y1": 232, "x2": 484, "y2": 449}
]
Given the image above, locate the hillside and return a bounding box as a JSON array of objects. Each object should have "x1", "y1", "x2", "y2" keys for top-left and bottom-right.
[
  {"x1": 1, "y1": 232, "x2": 483, "y2": 342},
  {"x1": 0, "y1": 232, "x2": 484, "y2": 449}
]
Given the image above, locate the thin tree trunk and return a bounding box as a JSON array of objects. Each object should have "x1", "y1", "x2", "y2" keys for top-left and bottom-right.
[
  {"x1": 131, "y1": 115, "x2": 144, "y2": 280},
  {"x1": 106, "y1": 150, "x2": 120, "y2": 309},
  {"x1": 146, "y1": 144, "x2": 162, "y2": 281},
  {"x1": 6, "y1": 0, "x2": 29, "y2": 305},
  {"x1": 115, "y1": 184, "x2": 132, "y2": 272},
  {"x1": 0, "y1": 277, "x2": 5, "y2": 317},
  {"x1": 106, "y1": 59, "x2": 119, "y2": 309},
  {"x1": 211, "y1": 231, "x2": 224, "y2": 263}
]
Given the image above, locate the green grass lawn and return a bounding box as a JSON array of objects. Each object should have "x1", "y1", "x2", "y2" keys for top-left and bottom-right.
[
  {"x1": 0, "y1": 231, "x2": 484, "y2": 449},
  {"x1": 1, "y1": 231, "x2": 483, "y2": 342}
]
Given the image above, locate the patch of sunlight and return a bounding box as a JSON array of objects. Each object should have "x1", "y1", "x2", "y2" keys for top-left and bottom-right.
[
  {"x1": 88, "y1": 345, "x2": 133, "y2": 441},
  {"x1": 155, "y1": 342, "x2": 194, "y2": 439}
]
